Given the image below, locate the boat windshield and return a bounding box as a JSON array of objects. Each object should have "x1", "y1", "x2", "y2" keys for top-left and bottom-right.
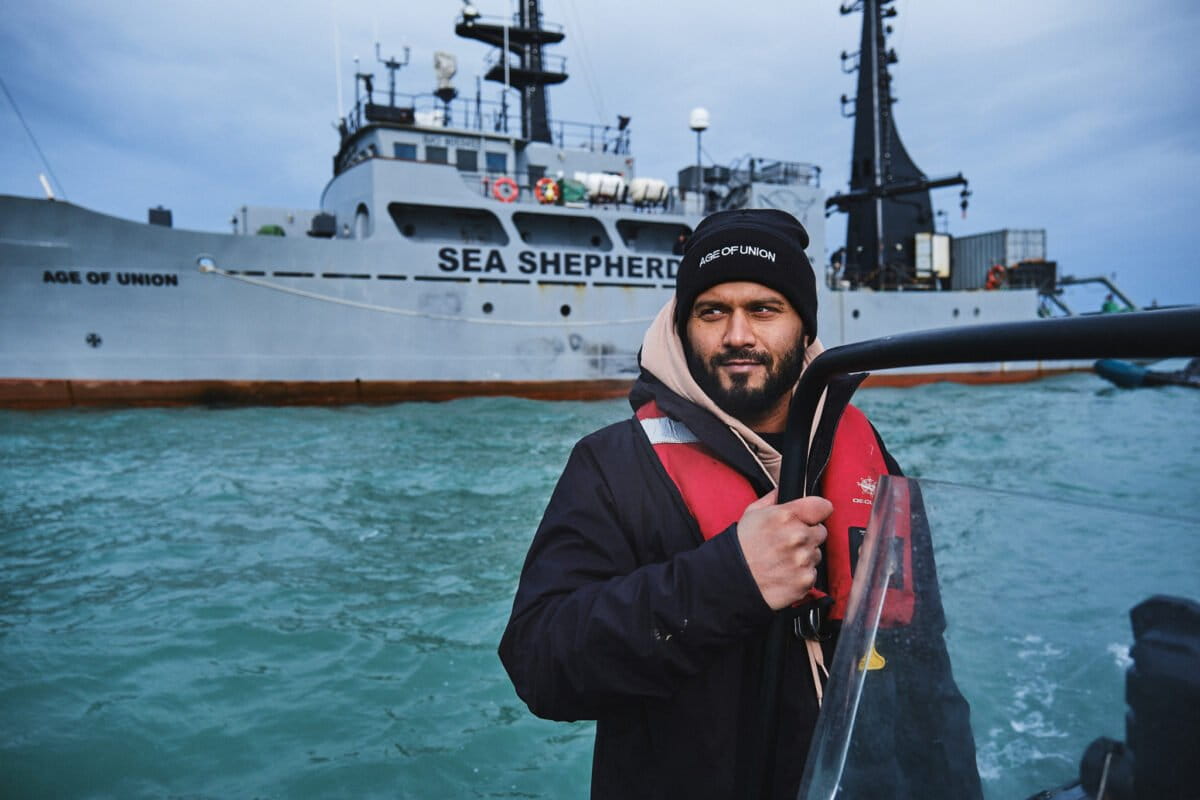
[{"x1": 796, "y1": 475, "x2": 1200, "y2": 800}]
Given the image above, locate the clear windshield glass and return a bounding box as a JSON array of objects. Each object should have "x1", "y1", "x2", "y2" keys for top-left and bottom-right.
[{"x1": 797, "y1": 475, "x2": 1200, "y2": 800}]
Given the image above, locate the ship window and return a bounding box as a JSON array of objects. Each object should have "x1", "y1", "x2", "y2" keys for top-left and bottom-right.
[
  {"x1": 616, "y1": 220, "x2": 692, "y2": 254},
  {"x1": 560, "y1": 304, "x2": 571, "y2": 317},
  {"x1": 426, "y1": 145, "x2": 448, "y2": 164},
  {"x1": 512, "y1": 212, "x2": 612, "y2": 251},
  {"x1": 394, "y1": 142, "x2": 417, "y2": 160},
  {"x1": 388, "y1": 202, "x2": 509, "y2": 245},
  {"x1": 485, "y1": 152, "x2": 507, "y2": 173},
  {"x1": 456, "y1": 149, "x2": 478, "y2": 172}
]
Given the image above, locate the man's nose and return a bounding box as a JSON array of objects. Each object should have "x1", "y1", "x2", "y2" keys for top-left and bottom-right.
[{"x1": 723, "y1": 310, "x2": 756, "y2": 348}]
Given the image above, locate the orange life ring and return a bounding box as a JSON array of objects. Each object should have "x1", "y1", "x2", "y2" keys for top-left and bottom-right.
[
  {"x1": 492, "y1": 176, "x2": 519, "y2": 203},
  {"x1": 985, "y1": 264, "x2": 1007, "y2": 290},
  {"x1": 534, "y1": 177, "x2": 560, "y2": 204}
]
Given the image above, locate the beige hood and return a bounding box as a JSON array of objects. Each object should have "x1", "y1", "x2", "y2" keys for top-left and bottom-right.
[{"x1": 640, "y1": 298, "x2": 826, "y2": 486}]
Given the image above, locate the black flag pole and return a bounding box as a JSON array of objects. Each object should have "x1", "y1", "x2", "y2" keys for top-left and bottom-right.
[{"x1": 751, "y1": 306, "x2": 1200, "y2": 799}]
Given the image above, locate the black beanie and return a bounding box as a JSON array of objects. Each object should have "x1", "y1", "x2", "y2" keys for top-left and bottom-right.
[{"x1": 674, "y1": 208, "x2": 817, "y2": 343}]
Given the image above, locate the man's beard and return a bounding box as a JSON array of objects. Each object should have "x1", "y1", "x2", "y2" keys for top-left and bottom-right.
[{"x1": 686, "y1": 342, "x2": 806, "y2": 423}]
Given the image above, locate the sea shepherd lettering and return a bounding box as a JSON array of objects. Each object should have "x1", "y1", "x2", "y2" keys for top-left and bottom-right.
[{"x1": 437, "y1": 247, "x2": 680, "y2": 280}]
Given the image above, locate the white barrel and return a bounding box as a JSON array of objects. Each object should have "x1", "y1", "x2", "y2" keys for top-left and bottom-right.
[
  {"x1": 628, "y1": 177, "x2": 668, "y2": 205},
  {"x1": 574, "y1": 171, "x2": 627, "y2": 202}
]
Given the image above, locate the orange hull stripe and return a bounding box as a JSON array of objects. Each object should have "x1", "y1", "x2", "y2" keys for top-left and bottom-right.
[{"x1": 0, "y1": 366, "x2": 1089, "y2": 410}]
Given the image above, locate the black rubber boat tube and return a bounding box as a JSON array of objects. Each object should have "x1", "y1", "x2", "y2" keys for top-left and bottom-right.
[
  {"x1": 780, "y1": 307, "x2": 1200, "y2": 501},
  {"x1": 751, "y1": 306, "x2": 1200, "y2": 800}
]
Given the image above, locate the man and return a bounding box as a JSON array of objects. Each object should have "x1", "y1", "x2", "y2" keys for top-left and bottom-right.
[{"x1": 499, "y1": 209, "x2": 979, "y2": 799}]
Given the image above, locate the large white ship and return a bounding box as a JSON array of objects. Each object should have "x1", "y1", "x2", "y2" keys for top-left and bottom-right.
[{"x1": 0, "y1": 1, "x2": 1079, "y2": 409}]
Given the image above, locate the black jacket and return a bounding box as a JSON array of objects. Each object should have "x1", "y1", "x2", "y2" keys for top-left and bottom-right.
[{"x1": 498, "y1": 372, "x2": 980, "y2": 799}]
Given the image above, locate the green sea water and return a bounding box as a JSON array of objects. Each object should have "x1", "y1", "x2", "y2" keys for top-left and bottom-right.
[{"x1": 1, "y1": 374, "x2": 1198, "y2": 798}]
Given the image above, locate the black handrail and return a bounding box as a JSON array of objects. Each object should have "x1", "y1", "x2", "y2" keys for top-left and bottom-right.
[
  {"x1": 780, "y1": 306, "x2": 1200, "y2": 502},
  {"x1": 752, "y1": 306, "x2": 1200, "y2": 800}
]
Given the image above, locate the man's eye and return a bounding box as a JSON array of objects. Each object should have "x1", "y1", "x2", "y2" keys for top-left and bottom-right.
[{"x1": 697, "y1": 307, "x2": 725, "y2": 319}]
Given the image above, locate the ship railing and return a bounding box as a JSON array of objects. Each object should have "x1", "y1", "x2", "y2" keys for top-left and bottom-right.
[
  {"x1": 343, "y1": 91, "x2": 630, "y2": 155},
  {"x1": 546, "y1": 119, "x2": 632, "y2": 156},
  {"x1": 726, "y1": 156, "x2": 821, "y2": 187},
  {"x1": 459, "y1": 10, "x2": 566, "y2": 36},
  {"x1": 690, "y1": 156, "x2": 822, "y2": 214},
  {"x1": 345, "y1": 93, "x2": 507, "y2": 137},
  {"x1": 482, "y1": 50, "x2": 569, "y2": 81}
]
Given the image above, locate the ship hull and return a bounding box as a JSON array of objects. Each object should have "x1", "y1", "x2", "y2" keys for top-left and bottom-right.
[{"x1": 0, "y1": 195, "x2": 1075, "y2": 408}]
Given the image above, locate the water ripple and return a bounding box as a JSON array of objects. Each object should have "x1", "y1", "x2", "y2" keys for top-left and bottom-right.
[{"x1": 2, "y1": 381, "x2": 1197, "y2": 797}]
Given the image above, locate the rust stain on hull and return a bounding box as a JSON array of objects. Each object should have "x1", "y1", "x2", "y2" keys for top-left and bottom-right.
[
  {"x1": 0, "y1": 378, "x2": 634, "y2": 410},
  {"x1": 0, "y1": 366, "x2": 1087, "y2": 410}
]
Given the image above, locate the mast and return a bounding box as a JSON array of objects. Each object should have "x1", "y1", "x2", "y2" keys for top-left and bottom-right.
[
  {"x1": 518, "y1": 0, "x2": 550, "y2": 142},
  {"x1": 826, "y1": 0, "x2": 969, "y2": 289},
  {"x1": 456, "y1": 0, "x2": 567, "y2": 143}
]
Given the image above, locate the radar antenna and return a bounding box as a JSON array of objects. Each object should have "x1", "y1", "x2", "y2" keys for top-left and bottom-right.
[{"x1": 375, "y1": 42, "x2": 411, "y2": 108}]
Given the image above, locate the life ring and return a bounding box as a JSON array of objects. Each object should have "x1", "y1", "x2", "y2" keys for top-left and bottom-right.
[
  {"x1": 534, "y1": 177, "x2": 560, "y2": 205},
  {"x1": 985, "y1": 264, "x2": 1007, "y2": 290},
  {"x1": 492, "y1": 176, "x2": 519, "y2": 203}
]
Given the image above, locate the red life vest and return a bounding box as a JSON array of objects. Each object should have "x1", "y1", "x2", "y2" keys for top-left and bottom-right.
[{"x1": 636, "y1": 399, "x2": 914, "y2": 627}]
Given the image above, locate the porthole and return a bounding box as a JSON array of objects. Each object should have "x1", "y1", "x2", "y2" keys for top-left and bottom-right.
[
  {"x1": 560, "y1": 304, "x2": 571, "y2": 317},
  {"x1": 482, "y1": 302, "x2": 494, "y2": 314},
  {"x1": 851, "y1": 309, "x2": 860, "y2": 319},
  {"x1": 953, "y1": 308, "x2": 960, "y2": 318},
  {"x1": 973, "y1": 307, "x2": 981, "y2": 317}
]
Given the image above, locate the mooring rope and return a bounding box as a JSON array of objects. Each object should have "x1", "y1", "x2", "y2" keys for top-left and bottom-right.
[{"x1": 199, "y1": 263, "x2": 657, "y2": 328}]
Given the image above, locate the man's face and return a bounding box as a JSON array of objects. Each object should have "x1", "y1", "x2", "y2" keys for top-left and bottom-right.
[{"x1": 684, "y1": 281, "x2": 806, "y2": 429}]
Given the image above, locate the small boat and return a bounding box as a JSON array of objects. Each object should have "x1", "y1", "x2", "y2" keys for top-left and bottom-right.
[{"x1": 1093, "y1": 357, "x2": 1200, "y2": 388}]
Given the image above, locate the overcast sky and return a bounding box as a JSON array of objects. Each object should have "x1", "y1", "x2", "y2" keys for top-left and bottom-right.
[{"x1": 2, "y1": 0, "x2": 1198, "y2": 308}]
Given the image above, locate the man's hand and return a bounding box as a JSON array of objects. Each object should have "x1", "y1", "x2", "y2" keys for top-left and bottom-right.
[{"x1": 736, "y1": 490, "x2": 832, "y2": 610}]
